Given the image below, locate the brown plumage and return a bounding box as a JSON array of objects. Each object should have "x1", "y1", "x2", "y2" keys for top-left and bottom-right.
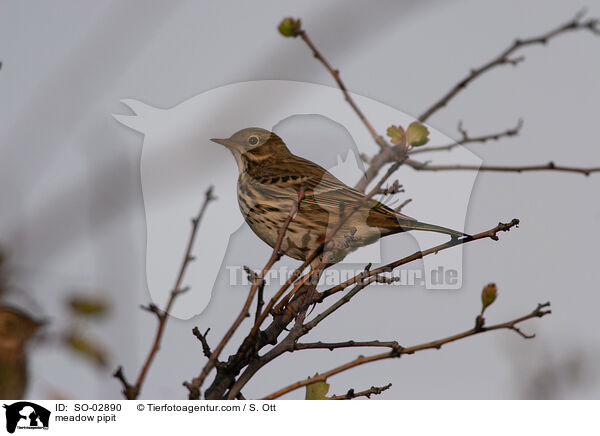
[{"x1": 211, "y1": 128, "x2": 467, "y2": 264}]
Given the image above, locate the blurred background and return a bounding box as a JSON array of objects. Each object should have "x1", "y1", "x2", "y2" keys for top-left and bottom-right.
[{"x1": 0, "y1": 0, "x2": 599, "y2": 399}]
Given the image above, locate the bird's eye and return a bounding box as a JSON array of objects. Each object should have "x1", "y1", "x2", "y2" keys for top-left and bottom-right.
[{"x1": 248, "y1": 135, "x2": 259, "y2": 145}]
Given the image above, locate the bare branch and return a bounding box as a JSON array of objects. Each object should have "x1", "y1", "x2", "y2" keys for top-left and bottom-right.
[
  {"x1": 289, "y1": 25, "x2": 411, "y2": 192},
  {"x1": 297, "y1": 29, "x2": 390, "y2": 151},
  {"x1": 217, "y1": 220, "x2": 518, "y2": 399},
  {"x1": 355, "y1": 11, "x2": 600, "y2": 191},
  {"x1": 374, "y1": 180, "x2": 403, "y2": 196},
  {"x1": 114, "y1": 186, "x2": 216, "y2": 400},
  {"x1": 295, "y1": 340, "x2": 403, "y2": 353},
  {"x1": 112, "y1": 366, "x2": 138, "y2": 400},
  {"x1": 221, "y1": 292, "x2": 311, "y2": 400},
  {"x1": 262, "y1": 302, "x2": 551, "y2": 399},
  {"x1": 394, "y1": 198, "x2": 412, "y2": 212},
  {"x1": 139, "y1": 303, "x2": 162, "y2": 319},
  {"x1": 317, "y1": 219, "x2": 520, "y2": 304},
  {"x1": 192, "y1": 327, "x2": 213, "y2": 359},
  {"x1": 188, "y1": 186, "x2": 306, "y2": 397},
  {"x1": 418, "y1": 10, "x2": 600, "y2": 122},
  {"x1": 189, "y1": 12, "x2": 596, "y2": 399},
  {"x1": 410, "y1": 119, "x2": 523, "y2": 155},
  {"x1": 405, "y1": 159, "x2": 600, "y2": 176},
  {"x1": 355, "y1": 148, "x2": 406, "y2": 192},
  {"x1": 329, "y1": 383, "x2": 392, "y2": 400}
]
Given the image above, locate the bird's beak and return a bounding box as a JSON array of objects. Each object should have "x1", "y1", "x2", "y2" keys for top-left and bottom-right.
[{"x1": 210, "y1": 137, "x2": 235, "y2": 149}]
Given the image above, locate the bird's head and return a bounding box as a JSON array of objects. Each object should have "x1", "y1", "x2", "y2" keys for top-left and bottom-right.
[
  {"x1": 211, "y1": 127, "x2": 282, "y2": 151},
  {"x1": 211, "y1": 128, "x2": 289, "y2": 168}
]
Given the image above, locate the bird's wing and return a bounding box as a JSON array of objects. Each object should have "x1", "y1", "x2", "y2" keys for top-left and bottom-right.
[
  {"x1": 251, "y1": 155, "x2": 408, "y2": 222},
  {"x1": 249, "y1": 154, "x2": 467, "y2": 238}
]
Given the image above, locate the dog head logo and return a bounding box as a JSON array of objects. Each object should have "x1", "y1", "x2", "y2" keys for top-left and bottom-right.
[{"x1": 114, "y1": 80, "x2": 481, "y2": 319}]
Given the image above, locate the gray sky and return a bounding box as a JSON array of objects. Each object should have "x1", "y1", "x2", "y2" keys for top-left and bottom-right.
[{"x1": 1, "y1": 0, "x2": 599, "y2": 399}]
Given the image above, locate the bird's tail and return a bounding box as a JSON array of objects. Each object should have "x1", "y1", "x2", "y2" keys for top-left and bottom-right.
[
  {"x1": 367, "y1": 204, "x2": 470, "y2": 239},
  {"x1": 396, "y1": 218, "x2": 469, "y2": 239}
]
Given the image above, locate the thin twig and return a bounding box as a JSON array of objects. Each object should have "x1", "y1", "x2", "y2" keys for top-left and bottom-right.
[
  {"x1": 262, "y1": 302, "x2": 551, "y2": 399},
  {"x1": 418, "y1": 10, "x2": 600, "y2": 122},
  {"x1": 356, "y1": 10, "x2": 600, "y2": 191},
  {"x1": 374, "y1": 180, "x2": 403, "y2": 196},
  {"x1": 217, "y1": 220, "x2": 518, "y2": 399},
  {"x1": 112, "y1": 366, "x2": 137, "y2": 400},
  {"x1": 294, "y1": 340, "x2": 403, "y2": 353},
  {"x1": 290, "y1": 25, "x2": 409, "y2": 192},
  {"x1": 223, "y1": 291, "x2": 314, "y2": 399},
  {"x1": 329, "y1": 383, "x2": 392, "y2": 400},
  {"x1": 317, "y1": 219, "x2": 519, "y2": 303},
  {"x1": 192, "y1": 327, "x2": 213, "y2": 359},
  {"x1": 114, "y1": 186, "x2": 216, "y2": 400},
  {"x1": 252, "y1": 271, "x2": 265, "y2": 325},
  {"x1": 297, "y1": 29, "x2": 389, "y2": 151},
  {"x1": 189, "y1": 12, "x2": 593, "y2": 401},
  {"x1": 394, "y1": 198, "x2": 412, "y2": 212},
  {"x1": 405, "y1": 159, "x2": 600, "y2": 176},
  {"x1": 188, "y1": 186, "x2": 306, "y2": 396},
  {"x1": 410, "y1": 119, "x2": 523, "y2": 155}
]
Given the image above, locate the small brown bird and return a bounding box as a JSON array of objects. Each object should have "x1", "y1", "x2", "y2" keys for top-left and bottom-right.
[{"x1": 211, "y1": 128, "x2": 466, "y2": 264}]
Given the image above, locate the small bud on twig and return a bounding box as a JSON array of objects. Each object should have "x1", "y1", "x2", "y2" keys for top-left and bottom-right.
[
  {"x1": 481, "y1": 283, "x2": 498, "y2": 314},
  {"x1": 278, "y1": 17, "x2": 302, "y2": 37}
]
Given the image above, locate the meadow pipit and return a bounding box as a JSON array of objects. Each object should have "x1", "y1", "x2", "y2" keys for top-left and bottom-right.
[{"x1": 211, "y1": 128, "x2": 467, "y2": 265}]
